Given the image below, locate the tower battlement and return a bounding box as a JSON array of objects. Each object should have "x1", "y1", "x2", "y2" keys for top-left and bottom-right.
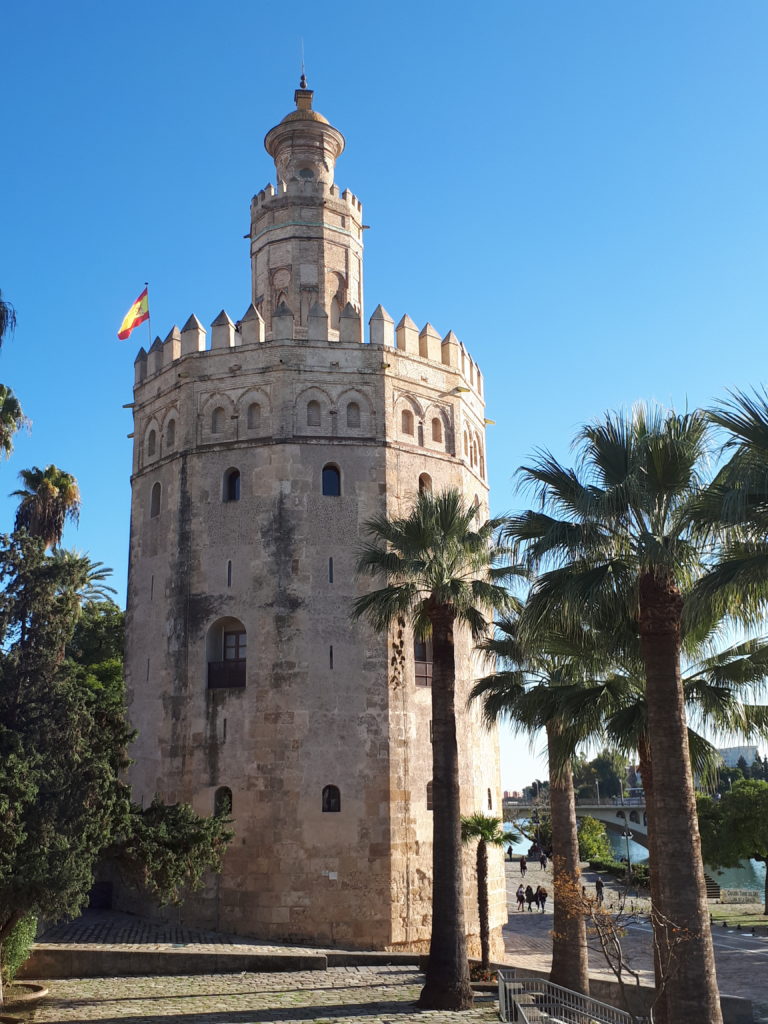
[
  {"x1": 133, "y1": 306, "x2": 482, "y2": 398},
  {"x1": 250, "y1": 180, "x2": 363, "y2": 214}
]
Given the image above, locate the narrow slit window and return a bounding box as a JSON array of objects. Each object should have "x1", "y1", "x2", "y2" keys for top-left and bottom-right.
[
  {"x1": 150, "y1": 481, "x2": 161, "y2": 518},
  {"x1": 427, "y1": 781, "x2": 434, "y2": 811},
  {"x1": 227, "y1": 560, "x2": 232, "y2": 587},
  {"x1": 487, "y1": 788, "x2": 493, "y2": 810},
  {"x1": 329, "y1": 645, "x2": 334, "y2": 669},
  {"x1": 150, "y1": 574, "x2": 154, "y2": 601},
  {"x1": 224, "y1": 469, "x2": 241, "y2": 502},
  {"x1": 328, "y1": 557, "x2": 334, "y2": 583},
  {"x1": 147, "y1": 429, "x2": 157, "y2": 457}
]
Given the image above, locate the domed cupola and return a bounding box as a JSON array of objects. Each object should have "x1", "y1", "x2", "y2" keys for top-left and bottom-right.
[{"x1": 264, "y1": 76, "x2": 345, "y2": 188}]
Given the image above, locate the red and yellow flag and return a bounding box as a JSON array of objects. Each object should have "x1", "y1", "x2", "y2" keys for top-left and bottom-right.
[{"x1": 117, "y1": 288, "x2": 150, "y2": 340}]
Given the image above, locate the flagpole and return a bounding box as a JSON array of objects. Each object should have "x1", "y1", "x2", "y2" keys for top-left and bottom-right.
[{"x1": 145, "y1": 281, "x2": 152, "y2": 348}]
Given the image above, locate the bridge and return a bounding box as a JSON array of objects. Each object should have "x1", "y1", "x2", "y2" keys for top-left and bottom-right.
[{"x1": 506, "y1": 797, "x2": 649, "y2": 850}]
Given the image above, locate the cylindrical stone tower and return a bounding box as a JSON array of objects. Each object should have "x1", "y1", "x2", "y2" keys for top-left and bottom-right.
[{"x1": 124, "y1": 83, "x2": 505, "y2": 954}]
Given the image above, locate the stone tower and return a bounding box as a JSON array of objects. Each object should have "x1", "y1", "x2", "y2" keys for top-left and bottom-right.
[{"x1": 124, "y1": 82, "x2": 505, "y2": 954}]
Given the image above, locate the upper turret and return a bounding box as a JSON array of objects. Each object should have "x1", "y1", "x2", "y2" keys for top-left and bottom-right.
[
  {"x1": 264, "y1": 76, "x2": 345, "y2": 188},
  {"x1": 250, "y1": 80, "x2": 364, "y2": 341}
]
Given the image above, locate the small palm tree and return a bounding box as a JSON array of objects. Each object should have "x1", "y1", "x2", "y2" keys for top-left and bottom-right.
[
  {"x1": 0, "y1": 385, "x2": 26, "y2": 459},
  {"x1": 353, "y1": 489, "x2": 512, "y2": 1011},
  {"x1": 461, "y1": 813, "x2": 508, "y2": 972},
  {"x1": 12, "y1": 465, "x2": 81, "y2": 549},
  {"x1": 471, "y1": 616, "x2": 592, "y2": 994},
  {"x1": 48, "y1": 550, "x2": 116, "y2": 606}
]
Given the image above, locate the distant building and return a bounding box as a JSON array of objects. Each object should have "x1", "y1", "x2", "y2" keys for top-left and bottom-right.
[{"x1": 719, "y1": 745, "x2": 761, "y2": 769}]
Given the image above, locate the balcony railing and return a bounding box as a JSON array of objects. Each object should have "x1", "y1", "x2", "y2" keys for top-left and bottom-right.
[{"x1": 207, "y1": 660, "x2": 246, "y2": 689}]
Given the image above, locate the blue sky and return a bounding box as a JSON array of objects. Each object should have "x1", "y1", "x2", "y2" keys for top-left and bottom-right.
[{"x1": 2, "y1": 1, "x2": 767, "y2": 788}]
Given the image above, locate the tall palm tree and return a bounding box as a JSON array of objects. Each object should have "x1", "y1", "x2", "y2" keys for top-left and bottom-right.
[
  {"x1": 0, "y1": 385, "x2": 26, "y2": 459},
  {"x1": 12, "y1": 465, "x2": 81, "y2": 549},
  {"x1": 506, "y1": 406, "x2": 723, "y2": 1023},
  {"x1": 470, "y1": 617, "x2": 591, "y2": 995},
  {"x1": 461, "y1": 812, "x2": 508, "y2": 972},
  {"x1": 353, "y1": 489, "x2": 512, "y2": 1011}
]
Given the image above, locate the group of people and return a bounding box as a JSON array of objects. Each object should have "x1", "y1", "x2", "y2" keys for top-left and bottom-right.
[
  {"x1": 515, "y1": 882, "x2": 548, "y2": 912},
  {"x1": 516, "y1": 852, "x2": 548, "y2": 875}
]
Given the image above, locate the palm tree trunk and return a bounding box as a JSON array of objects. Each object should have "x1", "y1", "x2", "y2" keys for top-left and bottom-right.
[
  {"x1": 418, "y1": 606, "x2": 474, "y2": 1010},
  {"x1": 638, "y1": 571, "x2": 722, "y2": 1024},
  {"x1": 638, "y1": 736, "x2": 669, "y2": 1024},
  {"x1": 477, "y1": 839, "x2": 490, "y2": 970},
  {"x1": 547, "y1": 725, "x2": 589, "y2": 995}
]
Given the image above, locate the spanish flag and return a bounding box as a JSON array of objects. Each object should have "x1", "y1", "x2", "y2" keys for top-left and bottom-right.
[{"x1": 117, "y1": 288, "x2": 150, "y2": 340}]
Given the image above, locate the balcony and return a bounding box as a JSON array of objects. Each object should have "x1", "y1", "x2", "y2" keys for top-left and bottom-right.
[{"x1": 207, "y1": 659, "x2": 246, "y2": 690}]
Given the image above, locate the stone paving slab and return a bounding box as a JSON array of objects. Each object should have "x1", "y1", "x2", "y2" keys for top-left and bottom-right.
[{"x1": 26, "y1": 967, "x2": 499, "y2": 1023}]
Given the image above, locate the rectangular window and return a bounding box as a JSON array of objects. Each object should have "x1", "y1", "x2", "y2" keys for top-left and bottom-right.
[
  {"x1": 224, "y1": 631, "x2": 246, "y2": 660},
  {"x1": 414, "y1": 638, "x2": 433, "y2": 687}
]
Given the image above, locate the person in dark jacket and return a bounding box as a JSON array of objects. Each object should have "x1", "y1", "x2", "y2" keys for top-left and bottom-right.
[{"x1": 525, "y1": 884, "x2": 535, "y2": 911}]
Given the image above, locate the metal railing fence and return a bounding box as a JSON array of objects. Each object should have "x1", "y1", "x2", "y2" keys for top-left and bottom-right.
[{"x1": 497, "y1": 972, "x2": 647, "y2": 1024}]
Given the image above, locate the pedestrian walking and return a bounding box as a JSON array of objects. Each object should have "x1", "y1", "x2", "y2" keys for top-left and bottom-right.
[
  {"x1": 539, "y1": 852, "x2": 547, "y2": 870},
  {"x1": 537, "y1": 885, "x2": 548, "y2": 912},
  {"x1": 595, "y1": 877, "x2": 604, "y2": 907},
  {"x1": 519, "y1": 855, "x2": 527, "y2": 876},
  {"x1": 525, "y1": 884, "x2": 535, "y2": 911},
  {"x1": 516, "y1": 884, "x2": 525, "y2": 911},
  {"x1": 507, "y1": 844, "x2": 514, "y2": 861}
]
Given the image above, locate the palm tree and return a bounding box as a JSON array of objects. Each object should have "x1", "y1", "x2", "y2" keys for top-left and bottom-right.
[
  {"x1": 12, "y1": 465, "x2": 81, "y2": 549},
  {"x1": 353, "y1": 489, "x2": 512, "y2": 1011},
  {"x1": 506, "y1": 405, "x2": 723, "y2": 1023},
  {"x1": 48, "y1": 550, "x2": 116, "y2": 606},
  {"x1": 470, "y1": 617, "x2": 591, "y2": 995},
  {"x1": 461, "y1": 812, "x2": 508, "y2": 972},
  {"x1": 0, "y1": 291, "x2": 16, "y2": 345},
  {"x1": 0, "y1": 385, "x2": 26, "y2": 459}
]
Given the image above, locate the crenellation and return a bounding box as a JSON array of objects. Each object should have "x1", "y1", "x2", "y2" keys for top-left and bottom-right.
[
  {"x1": 307, "y1": 300, "x2": 329, "y2": 342},
  {"x1": 148, "y1": 336, "x2": 164, "y2": 375},
  {"x1": 239, "y1": 304, "x2": 265, "y2": 345},
  {"x1": 441, "y1": 330, "x2": 460, "y2": 368},
  {"x1": 418, "y1": 323, "x2": 442, "y2": 362},
  {"x1": 211, "y1": 310, "x2": 236, "y2": 350},
  {"x1": 272, "y1": 301, "x2": 294, "y2": 341},
  {"x1": 181, "y1": 314, "x2": 206, "y2": 355},
  {"x1": 339, "y1": 301, "x2": 361, "y2": 343},
  {"x1": 163, "y1": 326, "x2": 181, "y2": 363},
  {"x1": 134, "y1": 346, "x2": 147, "y2": 384},
  {"x1": 369, "y1": 305, "x2": 394, "y2": 347},
  {"x1": 395, "y1": 314, "x2": 419, "y2": 355}
]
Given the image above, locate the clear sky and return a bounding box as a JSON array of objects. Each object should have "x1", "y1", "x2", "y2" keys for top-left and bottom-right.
[{"x1": 2, "y1": 1, "x2": 767, "y2": 790}]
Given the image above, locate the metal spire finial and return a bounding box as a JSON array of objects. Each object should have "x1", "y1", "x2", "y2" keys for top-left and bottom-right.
[{"x1": 299, "y1": 38, "x2": 307, "y2": 90}]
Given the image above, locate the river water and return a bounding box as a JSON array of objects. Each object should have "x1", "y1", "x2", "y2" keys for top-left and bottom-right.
[{"x1": 504, "y1": 820, "x2": 766, "y2": 891}]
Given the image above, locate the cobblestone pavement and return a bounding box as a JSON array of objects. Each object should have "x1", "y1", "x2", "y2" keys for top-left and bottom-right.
[{"x1": 28, "y1": 967, "x2": 499, "y2": 1024}]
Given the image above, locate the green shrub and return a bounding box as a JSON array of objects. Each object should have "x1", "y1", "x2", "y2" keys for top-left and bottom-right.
[
  {"x1": 578, "y1": 816, "x2": 613, "y2": 861},
  {"x1": 1, "y1": 914, "x2": 37, "y2": 985},
  {"x1": 587, "y1": 858, "x2": 649, "y2": 888}
]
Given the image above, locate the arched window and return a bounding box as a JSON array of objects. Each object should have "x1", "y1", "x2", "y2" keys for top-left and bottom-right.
[
  {"x1": 150, "y1": 481, "x2": 161, "y2": 518},
  {"x1": 247, "y1": 403, "x2": 261, "y2": 430},
  {"x1": 431, "y1": 418, "x2": 443, "y2": 443},
  {"x1": 322, "y1": 464, "x2": 341, "y2": 497},
  {"x1": 307, "y1": 400, "x2": 321, "y2": 427},
  {"x1": 299, "y1": 167, "x2": 315, "y2": 180},
  {"x1": 206, "y1": 617, "x2": 246, "y2": 689},
  {"x1": 322, "y1": 784, "x2": 341, "y2": 812},
  {"x1": 414, "y1": 637, "x2": 433, "y2": 686},
  {"x1": 401, "y1": 409, "x2": 414, "y2": 435},
  {"x1": 147, "y1": 429, "x2": 156, "y2": 457},
  {"x1": 165, "y1": 419, "x2": 176, "y2": 450},
  {"x1": 464, "y1": 432, "x2": 469, "y2": 457},
  {"x1": 211, "y1": 406, "x2": 225, "y2": 434},
  {"x1": 346, "y1": 401, "x2": 361, "y2": 428},
  {"x1": 224, "y1": 468, "x2": 240, "y2": 502},
  {"x1": 426, "y1": 780, "x2": 434, "y2": 811},
  {"x1": 214, "y1": 787, "x2": 232, "y2": 818},
  {"x1": 418, "y1": 473, "x2": 432, "y2": 494}
]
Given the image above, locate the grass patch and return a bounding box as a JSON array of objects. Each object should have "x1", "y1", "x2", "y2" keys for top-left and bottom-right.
[{"x1": 709, "y1": 904, "x2": 768, "y2": 927}]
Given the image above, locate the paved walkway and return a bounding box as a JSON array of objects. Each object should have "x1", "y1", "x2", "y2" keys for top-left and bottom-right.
[
  {"x1": 23, "y1": 967, "x2": 499, "y2": 1023},
  {"x1": 502, "y1": 861, "x2": 768, "y2": 1022}
]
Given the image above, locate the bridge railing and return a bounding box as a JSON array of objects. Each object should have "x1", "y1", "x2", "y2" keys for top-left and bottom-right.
[{"x1": 497, "y1": 972, "x2": 648, "y2": 1023}]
